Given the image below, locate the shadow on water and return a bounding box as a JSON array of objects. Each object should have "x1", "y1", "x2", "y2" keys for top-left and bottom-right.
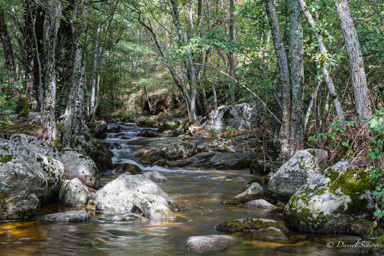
[{"x1": 0, "y1": 124, "x2": 352, "y2": 255}]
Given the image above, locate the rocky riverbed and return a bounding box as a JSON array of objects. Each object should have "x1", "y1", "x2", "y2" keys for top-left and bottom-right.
[{"x1": 1, "y1": 122, "x2": 383, "y2": 255}]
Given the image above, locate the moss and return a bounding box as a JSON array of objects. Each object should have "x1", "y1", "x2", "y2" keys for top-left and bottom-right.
[
  {"x1": 168, "y1": 201, "x2": 186, "y2": 212},
  {"x1": 17, "y1": 104, "x2": 30, "y2": 118},
  {"x1": 216, "y1": 218, "x2": 288, "y2": 233},
  {"x1": 326, "y1": 167, "x2": 376, "y2": 215},
  {"x1": 0, "y1": 154, "x2": 13, "y2": 163}
]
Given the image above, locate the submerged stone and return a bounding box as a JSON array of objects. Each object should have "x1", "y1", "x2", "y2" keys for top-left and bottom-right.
[
  {"x1": 97, "y1": 212, "x2": 149, "y2": 224},
  {"x1": 36, "y1": 210, "x2": 90, "y2": 222},
  {"x1": 216, "y1": 218, "x2": 288, "y2": 233},
  {"x1": 186, "y1": 235, "x2": 237, "y2": 253}
]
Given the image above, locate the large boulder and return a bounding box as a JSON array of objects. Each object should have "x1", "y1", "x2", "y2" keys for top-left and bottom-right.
[
  {"x1": 60, "y1": 150, "x2": 99, "y2": 188},
  {"x1": 59, "y1": 178, "x2": 89, "y2": 206},
  {"x1": 267, "y1": 149, "x2": 328, "y2": 197},
  {"x1": 9, "y1": 134, "x2": 61, "y2": 159},
  {"x1": 283, "y1": 161, "x2": 377, "y2": 233},
  {"x1": 186, "y1": 235, "x2": 237, "y2": 253},
  {"x1": 203, "y1": 103, "x2": 258, "y2": 133},
  {"x1": 0, "y1": 139, "x2": 64, "y2": 220},
  {"x1": 93, "y1": 174, "x2": 178, "y2": 220},
  {"x1": 9, "y1": 134, "x2": 101, "y2": 187}
]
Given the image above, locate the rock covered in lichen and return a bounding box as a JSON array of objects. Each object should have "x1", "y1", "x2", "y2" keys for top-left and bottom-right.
[
  {"x1": 216, "y1": 218, "x2": 288, "y2": 233},
  {"x1": 0, "y1": 139, "x2": 64, "y2": 220},
  {"x1": 222, "y1": 182, "x2": 264, "y2": 205},
  {"x1": 93, "y1": 174, "x2": 179, "y2": 219},
  {"x1": 186, "y1": 235, "x2": 237, "y2": 253},
  {"x1": 243, "y1": 199, "x2": 278, "y2": 210},
  {"x1": 9, "y1": 134, "x2": 101, "y2": 188},
  {"x1": 59, "y1": 178, "x2": 89, "y2": 206},
  {"x1": 267, "y1": 149, "x2": 328, "y2": 197},
  {"x1": 60, "y1": 150, "x2": 99, "y2": 188},
  {"x1": 283, "y1": 161, "x2": 377, "y2": 233}
]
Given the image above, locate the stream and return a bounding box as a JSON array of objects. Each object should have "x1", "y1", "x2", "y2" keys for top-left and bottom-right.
[{"x1": 0, "y1": 124, "x2": 352, "y2": 255}]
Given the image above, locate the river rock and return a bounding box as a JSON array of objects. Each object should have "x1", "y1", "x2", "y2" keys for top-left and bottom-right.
[
  {"x1": 132, "y1": 194, "x2": 176, "y2": 220},
  {"x1": 253, "y1": 227, "x2": 288, "y2": 240},
  {"x1": 0, "y1": 139, "x2": 64, "y2": 220},
  {"x1": 216, "y1": 218, "x2": 288, "y2": 233},
  {"x1": 36, "y1": 210, "x2": 90, "y2": 222},
  {"x1": 186, "y1": 235, "x2": 237, "y2": 253},
  {"x1": 113, "y1": 161, "x2": 143, "y2": 175},
  {"x1": 93, "y1": 174, "x2": 178, "y2": 219},
  {"x1": 138, "y1": 129, "x2": 160, "y2": 137},
  {"x1": 97, "y1": 212, "x2": 149, "y2": 224},
  {"x1": 203, "y1": 103, "x2": 257, "y2": 133},
  {"x1": 222, "y1": 182, "x2": 264, "y2": 205},
  {"x1": 283, "y1": 161, "x2": 377, "y2": 233},
  {"x1": 59, "y1": 178, "x2": 89, "y2": 206},
  {"x1": 84, "y1": 139, "x2": 114, "y2": 172},
  {"x1": 9, "y1": 133, "x2": 61, "y2": 159},
  {"x1": 60, "y1": 150, "x2": 99, "y2": 188},
  {"x1": 94, "y1": 120, "x2": 107, "y2": 138},
  {"x1": 144, "y1": 171, "x2": 168, "y2": 182},
  {"x1": 243, "y1": 199, "x2": 278, "y2": 210},
  {"x1": 267, "y1": 149, "x2": 328, "y2": 197}
]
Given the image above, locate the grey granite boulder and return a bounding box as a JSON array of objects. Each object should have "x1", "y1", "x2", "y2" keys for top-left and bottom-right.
[
  {"x1": 267, "y1": 149, "x2": 328, "y2": 197},
  {"x1": 59, "y1": 178, "x2": 89, "y2": 206}
]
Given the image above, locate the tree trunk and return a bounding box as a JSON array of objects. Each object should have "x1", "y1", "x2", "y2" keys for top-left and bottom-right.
[
  {"x1": 334, "y1": 0, "x2": 371, "y2": 123},
  {"x1": 43, "y1": 2, "x2": 61, "y2": 142},
  {"x1": 62, "y1": 0, "x2": 90, "y2": 147},
  {"x1": 56, "y1": 0, "x2": 75, "y2": 117},
  {"x1": 229, "y1": 0, "x2": 235, "y2": 102},
  {"x1": 297, "y1": 0, "x2": 344, "y2": 121},
  {"x1": 0, "y1": 7, "x2": 18, "y2": 100},
  {"x1": 289, "y1": 0, "x2": 304, "y2": 155},
  {"x1": 265, "y1": 0, "x2": 291, "y2": 159}
]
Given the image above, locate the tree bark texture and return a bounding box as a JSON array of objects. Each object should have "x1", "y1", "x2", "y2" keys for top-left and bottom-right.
[
  {"x1": 334, "y1": 0, "x2": 371, "y2": 123},
  {"x1": 43, "y1": 1, "x2": 61, "y2": 142},
  {"x1": 289, "y1": 0, "x2": 304, "y2": 155},
  {"x1": 0, "y1": 7, "x2": 18, "y2": 99},
  {"x1": 63, "y1": 0, "x2": 90, "y2": 147}
]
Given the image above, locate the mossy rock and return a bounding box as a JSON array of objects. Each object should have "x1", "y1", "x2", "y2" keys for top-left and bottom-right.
[
  {"x1": 216, "y1": 218, "x2": 288, "y2": 233},
  {"x1": 113, "y1": 162, "x2": 143, "y2": 175},
  {"x1": 252, "y1": 227, "x2": 288, "y2": 240},
  {"x1": 283, "y1": 161, "x2": 378, "y2": 234}
]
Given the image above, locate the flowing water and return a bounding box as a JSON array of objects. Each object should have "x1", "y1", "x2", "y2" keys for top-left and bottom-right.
[{"x1": 0, "y1": 124, "x2": 354, "y2": 255}]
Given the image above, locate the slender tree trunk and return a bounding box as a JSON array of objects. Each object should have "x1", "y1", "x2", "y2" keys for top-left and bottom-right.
[
  {"x1": 334, "y1": 0, "x2": 371, "y2": 123},
  {"x1": 43, "y1": 1, "x2": 61, "y2": 142},
  {"x1": 90, "y1": 1, "x2": 105, "y2": 118},
  {"x1": 188, "y1": 0, "x2": 197, "y2": 122},
  {"x1": 297, "y1": 0, "x2": 344, "y2": 120},
  {"x1": 229, "y1": 0, "x2": 235, "y2": 102},
  {"x1": 265, "y1": 0, "x2": 291, "y2": 159},
  {"x1": 24, "y1": 0, "x2": 36, "y2": 104},
  {"x1": 289, "y1": 0, "x2": 304, "y2": 155},
  {"x1": 0, "y1": 7, "x2": 19, "y2": 100}
]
